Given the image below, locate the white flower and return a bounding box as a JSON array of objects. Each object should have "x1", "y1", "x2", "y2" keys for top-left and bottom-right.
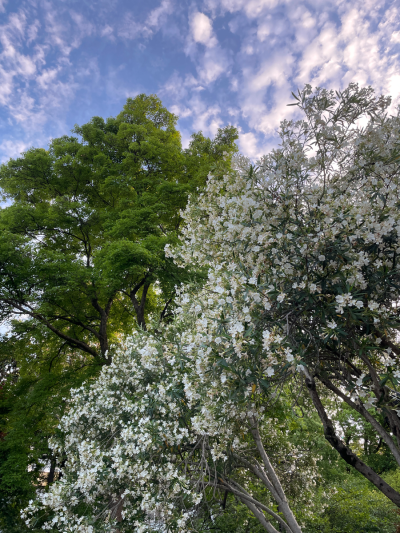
[
  {"x1": 318, "y1": 255, "x2": 325, "y2": 261},
  {"x1": 364, "y1": 397, "x2": 377, "y2": 410},
  {"x1": 264, "y1": 300, "x2": 272, "y2": 310},
  {"x1": 285, "y1": 350, "x2": 294, "y2": 362},
  {"x1": 327, "y1": 320, "x2": 337, "y2": 329},
  {"x1": 265, "y1": 367, "x2": 275, "y2": 377},
  {"x1": 277, "y1": 293, "x2": 286, "y2": 303},
  {"x1": 356, "y1": 373, "x2": 366, "y2": 387},
  {"x1": 229, "y1": 321, "x2": 244, "y2": 336}
]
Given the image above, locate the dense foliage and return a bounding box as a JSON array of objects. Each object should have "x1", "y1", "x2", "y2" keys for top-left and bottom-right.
[
  {"x1": 0, "y1": 94, "x2": 238, "y2": 531},
  {"x1": 174, "y1": 83, "x2": 400, "y2": 505},
  {"x1": 0, "y1": 93, "x2": 237, "y2": 360},
  {"x1": 18, "y1": 84, "x2": 400, "y2": 533}
]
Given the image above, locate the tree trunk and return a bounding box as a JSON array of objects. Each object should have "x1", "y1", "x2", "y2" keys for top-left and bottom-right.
[
  {"x1": 304, "y1": 367, "x2": 400, "y2": 507},
  {"x1": 250, "y1": 423, "x2": 303, "y2": 533},
  {"x1": 130, "y1": 282, "x2": 150, "y2": 330}
]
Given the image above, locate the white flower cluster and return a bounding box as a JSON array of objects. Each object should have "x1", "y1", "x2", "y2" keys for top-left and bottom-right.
[
  {"x1": 169, "y1": 84, "x2": 400, "y2": 419},
  {"x1": 23, "y1": 84, "x2": 400, "y2": 531},
  {"x1": 22, "y1": 334, "x2": 209, "y2": 532},
  {"x1": 23, "y1": 312, "x2": 269, "y2": 532}
]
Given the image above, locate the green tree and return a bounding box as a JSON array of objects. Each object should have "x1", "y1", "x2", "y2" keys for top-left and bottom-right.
[
  {"x1": 0, "y1": 94, "x2": 237, "y2": 363},
  {"x1": 0, "y1": 94, "x2": 238, "y2": 531}
]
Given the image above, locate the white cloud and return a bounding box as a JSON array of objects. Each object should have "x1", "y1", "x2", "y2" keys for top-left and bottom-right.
[
  {"x1": 160, "y1": 71, "x2": 206, "y2": 100},
  {"x1": 69, "y1": 11, "x2": 95, "y2": 41},
  {"x1": 0, "y1": 139, "x2": 30, "y2": 163},
  {"x1": 238, "y1": 131, "x2": 260, "y2": 158},
  {"x1": 0, "y1": 66, "x2": 13, "y2": 106},
  {"x1": 100, "y1": 24, "x2": 114, "y2": 40},
  {"x1": 0, "y1": 0, "x2": 399, "y2": 169},
  {"x1": 205, "y1": 0, "x2": 282, "y2": 18},
  {"x1": 185, "y1": 12, "x2": 232, "y2": 86},
  {"x1": 238, "y1": 131, "x2": 277, "y2": 159},
  {"x1": 188, "y1": 94, "x2": 222, "y2": 136},
  {"x1": 190, "y1": 12, "x2": 217, "y2": 47},
  {"x1": 36, "y1": 67, "x2": 61, "y2": 88},
  {"x1": 170, "y1": 104, "x2": 192, "y2": 118},
  {"x1": 294, "y1": 2, "x2": 400, "y2": 107},
  {"x1": 217, "y1": 0, "x2": 400, "y2": 147},
  {"x1": 116, "y1": 13, "x2": 147, "y2": 40},
  {"x1": 252, "y1": 53, "x2": 294, "y2": 91},
  {"x1": 197, "y1": 46, "x2": 230, "y2": 83},
  {"x1": 146, "y1": 0, "x2": 174, "y2": 30},
  {"x1": 237, "y1": 51, "x2": 296, "y2": 135},
  {"x1": 296, "y1": 22, "x2": 341, "y2": 85},
  {"x1": 92, "y1": 0, "x2": 176, "y2": 43},
  {"x1": 26, "y1": 19, "x2": 40, "y2": 44}
]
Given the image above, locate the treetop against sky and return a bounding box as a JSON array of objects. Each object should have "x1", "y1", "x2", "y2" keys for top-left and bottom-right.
[{"x1": 0, "y1": 0, "x2": 399, "y2": 163}]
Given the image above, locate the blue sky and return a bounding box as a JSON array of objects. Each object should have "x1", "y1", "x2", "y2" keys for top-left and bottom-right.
[{"x1": 0, "y1": 0, "x2": 399, "y2": 162}]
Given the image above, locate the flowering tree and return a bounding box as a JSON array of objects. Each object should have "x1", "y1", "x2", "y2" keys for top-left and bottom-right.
[
  {"x1": 173, "y1": 83, "x2": 400, "y2": 506},
  {"x1": 23, "y1": 83, "x2": 400, "y2": 531},
  {"x1": 23, "y1": 317, "x2": 311, "y2": 533}
]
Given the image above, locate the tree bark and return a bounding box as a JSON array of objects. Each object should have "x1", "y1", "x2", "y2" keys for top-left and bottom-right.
[
  {"x1": 240, "y1": 498, "x2": 280, "y2": 533},
  {"x1": 249, "y1": 423, "x2": 303, "y2": 533},
  {"x1": 46, "y1": 456, "x2": 57, "y2": 485},
  {"x1": 215, "y1": 481, "x2": 289, "y2": 533},
  {"x1": 2, "y1": 299, "x2": 101, "y2": 359},
  {"x1": 130, "y1": 282, "x2": 150, "y2": 330},
  {"x1": 91, "y1": 294, "x2": 115, "y2": 362},
  {"x1": 317, "y1": 374, "x2": 400, "y2": 467},
  {"x1": 304, "y1": 367, "x2": 400, "y2": 507}
]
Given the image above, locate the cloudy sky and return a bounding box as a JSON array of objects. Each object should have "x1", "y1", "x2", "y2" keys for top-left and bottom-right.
[{"x1": 0, "y1": 0, "x2": 399, "y2": 162}]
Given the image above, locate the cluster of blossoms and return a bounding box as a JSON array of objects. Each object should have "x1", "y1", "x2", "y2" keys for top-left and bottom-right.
[
  {"x1": 169, "y1": 83, "x2": 400, "y2": 417},
  {"x1": 23, "y1": 83, "x2": 400, "y2": 529},
  {"x1": 22, "y1": 310, "x2": 307, "y2": 533},
  {"x1": 22, "y1": 333, "x2": 204, "y2": 532},
  {"x1": 168, "y1": 84, "x2": 400, "y2": 505}
]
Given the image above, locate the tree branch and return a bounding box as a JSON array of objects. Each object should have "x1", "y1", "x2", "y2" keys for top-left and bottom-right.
[
  {"x1": 303, "y1": 366, "x2": 400, "y2": 507},
  {"x1": 317, "y1": 374, "x2": 400, "y2": 467},
  {"x1": 215, "y1": 481, "x2": 291, "y2": 533},
  {"x1": 2, "y1": 299, "x2": 101, "y2": 361}
]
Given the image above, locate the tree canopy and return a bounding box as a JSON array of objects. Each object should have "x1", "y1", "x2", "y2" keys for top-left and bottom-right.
[
  {"x1": 0, "y1": 93, "x2": 238, "y2": 365},
  {"x1": 22, "y1": 84, "x2": 400, "y2": 533},
  {"x1": 0, "y1": 93, "x2": 238, "y2": 532}
]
